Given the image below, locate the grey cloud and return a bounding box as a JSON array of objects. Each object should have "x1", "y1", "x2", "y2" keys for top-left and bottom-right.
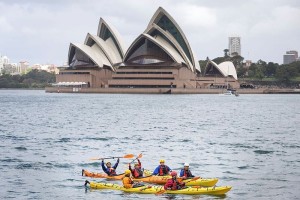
[{"x1": 0, "y1": 0, "x2": 299, "y2": 65}]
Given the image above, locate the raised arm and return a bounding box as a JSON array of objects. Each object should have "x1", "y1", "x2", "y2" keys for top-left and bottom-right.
[{"x1": 113, "y1": 158, "x2": 120, "y2": 169}]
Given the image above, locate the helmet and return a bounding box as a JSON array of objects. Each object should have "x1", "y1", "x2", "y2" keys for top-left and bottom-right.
[
  {"x1": 124, "y1": 170, "x2": 131, "y2": 175},
  {"x1": 160, "y1": 159, "x2": 165, "y2": 163},
  {"x1": 184, "y1": 163, "x2": 189, "y2": 167},
  {"x1": 170, "y1": 171, "x2": 177, "y2": 176}
]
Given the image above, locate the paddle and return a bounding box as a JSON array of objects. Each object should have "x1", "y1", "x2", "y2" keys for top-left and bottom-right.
[
  {"x1": 155, "y1": 177, "x2": 200, "y2": 195},
  {"x1": 129, "y1": 153, "x2": 143, "y2": 164},
  {"x1": 89, "y1": 153, "x2": 134, "y2": 161}
]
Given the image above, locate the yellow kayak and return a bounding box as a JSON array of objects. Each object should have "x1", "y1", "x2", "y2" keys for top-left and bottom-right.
[
  {"x1": 82, "y1": 169, "x2": 218, "y2": 186},
  {"x1": 85, "y1": 181, "x2": 232, "y2": 195}
]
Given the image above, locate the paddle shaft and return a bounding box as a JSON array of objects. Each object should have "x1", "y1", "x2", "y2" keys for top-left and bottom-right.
[
  {"x1": 89, "y1": 154, "x2": 134, "y2": 161},
  {"x1": 101, "y1": 156, "x2": 123, "y2": 159},
  {"x1": 129, "y1": 153, "x2": 142, "y2": 164}
]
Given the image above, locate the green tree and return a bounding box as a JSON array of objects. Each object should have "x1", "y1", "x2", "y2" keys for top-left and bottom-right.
[
  {"x1": 198, "y1": 60, "x2": 208, "y2": 75},
  {"x1": 223, "y1": 49, "x2": 229, "y2": 57},
  {"x1": 0, "y1": 70, "x2": 55, "y2": 88},
  {"x1": 265, "y1": 62, "x2": 278, "y2": 77},
  {"x1": 275, "y1": 64, "x2": 298, "y2": 82}
]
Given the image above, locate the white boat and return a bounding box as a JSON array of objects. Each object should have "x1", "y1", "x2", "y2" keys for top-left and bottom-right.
[{"x1": 220, "y1": 89, "x2": 239, "y2": 96}]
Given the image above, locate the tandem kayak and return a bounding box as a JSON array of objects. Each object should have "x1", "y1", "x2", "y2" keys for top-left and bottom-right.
[
  {"x1": 85, "y1": 180, "x2": 232, "y2": 195},
  {"x1": 82, "y1": 169, "x2": 218, "y2": 186}
]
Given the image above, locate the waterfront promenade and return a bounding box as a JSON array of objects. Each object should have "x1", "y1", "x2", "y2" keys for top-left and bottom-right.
[{"x1": 45, "y1": 87, "x2": 300, "y2": 94}]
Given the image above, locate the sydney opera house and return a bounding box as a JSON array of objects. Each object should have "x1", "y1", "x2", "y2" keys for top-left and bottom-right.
[{"x1": 47, "y1": 7, "x2": 239, "y2": 93}]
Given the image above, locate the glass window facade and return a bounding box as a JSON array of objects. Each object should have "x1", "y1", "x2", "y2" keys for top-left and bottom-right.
[
  {"x1": 69, "y1": 48, "x2": 97, "y2": 68},
  {"x1": 156, "y1": 15, "x2": 192, "y2": 64},
  {"x1": 127, "y1": 38, "x2": 173, "y2": 64}
]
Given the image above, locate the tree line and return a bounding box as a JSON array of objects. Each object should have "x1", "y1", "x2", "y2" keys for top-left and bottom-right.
[{"x1": 0, "y1": 69, "x2": 55, "y2": 88}]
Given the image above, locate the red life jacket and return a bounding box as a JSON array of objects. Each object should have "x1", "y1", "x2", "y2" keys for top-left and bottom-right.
[
  {"x1": 183, "y1": 169, "x2": 192, "y2": 177},
  {"x1": 133, "y1": 168, "x2": 143, "y2": 178},
  {"x1": 159, "y1": 165, "x2": 168, "y2": 175},
  {"x1": 171, "y1": 179, "x2": 181, "y2": 190},
  {"x1": 109, "y1": 168, "x2": 116, "y2": 175}
]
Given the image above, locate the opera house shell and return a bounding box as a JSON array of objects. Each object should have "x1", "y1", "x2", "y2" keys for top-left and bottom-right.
[{"x1": 53, "y1": 7, "x2": 239, "y2": 92}]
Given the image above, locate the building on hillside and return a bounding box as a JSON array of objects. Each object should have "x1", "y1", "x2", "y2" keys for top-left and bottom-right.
[
  {"x1": 283, "y1": 50, "x2": 298, "y2": 64},
  {"x1": 52, "y1": 7, "x2": 239, "y2": 92},
  {"x1": 0, "y1": 55, "x2": 10, "y2": 74},
  {"x1": 244, "y1": 60, "x2": 252, "y2": 68},
  {"x1": 228, "y1": 36, "x2": 241, "y2": 56},
  {"x1": 18, "y1": 61, "x2": 29, "y2": 74},
  {"x1": 3, "y1": 63, "x2": 18, "y2": 75}
]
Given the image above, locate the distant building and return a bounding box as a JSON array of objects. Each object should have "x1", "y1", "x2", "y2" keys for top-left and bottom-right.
[
  {"x1": 229, "y1": 36, "x2": 241, "y2": 56},
  {"x1": 283, "y1": 50, "x2": 298, "y2": 64},
  {"x1": 18, "y1": 61, "x2": 29, "y2": 74},
  {"x1": 244, "y1": 60, "x2": 252, "y2": 68},
  {"x1": 0, "y1": 55, "x2": 10, "y2": 74},
  {"x1": 2, "y1": 63, "x2": 18, "y2": 74}
]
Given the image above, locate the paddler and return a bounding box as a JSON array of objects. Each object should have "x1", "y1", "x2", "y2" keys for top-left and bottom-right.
[
  {"x1": 152, "y1": 159, "x2": 172, "y2": 176},
  {"x1": 101, "y1": 158, "x2": 119, "y2": 176},
  {"x1": 164, "y1": 171, "x2": 186, "y2": 190},
  {"x1": 129, "y1": 158, "x2": 143, "y2": 178},
  {"x1": 122, "y1": 169, "x2": 144, "y2": 188},
  {"x1": 179, "y1": 163, "x2": 195, "y2": 179}
]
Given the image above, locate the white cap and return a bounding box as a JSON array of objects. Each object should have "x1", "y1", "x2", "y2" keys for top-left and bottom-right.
[{"x1": 184, "y1": 163, "x2": 189, "y2": 167}]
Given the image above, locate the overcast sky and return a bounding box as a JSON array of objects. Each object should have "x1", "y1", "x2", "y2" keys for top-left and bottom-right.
[{"x1": 0, "y1": 0, "x2": 299, "y2": 65}]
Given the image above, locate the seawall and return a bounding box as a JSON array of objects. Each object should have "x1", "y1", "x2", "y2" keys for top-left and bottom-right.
[{"x1": 45, "y1": 87, "x2": 300, "y2": 94}]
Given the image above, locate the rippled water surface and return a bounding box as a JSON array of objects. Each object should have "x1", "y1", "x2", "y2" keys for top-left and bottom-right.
[{"x1": 0, "y1": 90, "x2": 299, "y2": 199}]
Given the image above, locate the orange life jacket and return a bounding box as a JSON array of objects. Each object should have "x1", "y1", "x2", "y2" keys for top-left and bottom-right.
[{"x1": 122, "y1": 176, "x2": 134, "y2": 189}]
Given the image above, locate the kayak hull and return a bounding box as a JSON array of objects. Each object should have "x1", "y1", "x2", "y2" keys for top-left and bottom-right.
[
  {"x1": 82, "y1": 169, "x2": 124, "y2": 180},
  {"x1": 87, "y1": 181, "x2": 232, "y2": 195},
  {"x1": 133, "y1": 176, "x2": 218, "y2": 187},
  {"x1": 82, "y1": 169, "x2": 218, "y2": 186}
]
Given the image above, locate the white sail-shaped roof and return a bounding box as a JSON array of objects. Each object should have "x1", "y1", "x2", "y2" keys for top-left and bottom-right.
[
  {"x1": 124, "y1": 33, "x2": 185, "y2": 65},
  {"x1": 147, "y1": 7, "x2": 196, "y2": 68},
  {"x1": 68, "y1": 43, "x2": 113, "y2": 70},
  {"x1": 218, "y1": 61, "x2": 238, "y2": 80},
  {"x1": 97, "y1": 18, "x2": 125, "y2": 59},
  {"x1": 84, "y1": 33, "x2": 122, "y2": 66},
  {"x1": 204, "y1": 60, "x2": 238, "y2": 80},
  {"x1": 67, "y1": 7, "x2": 201, "y2": 73}
]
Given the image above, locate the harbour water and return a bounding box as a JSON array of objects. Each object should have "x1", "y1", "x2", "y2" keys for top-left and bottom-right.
[{"x1": 0, "y1": 90, "x2": 299, "y2": 199}]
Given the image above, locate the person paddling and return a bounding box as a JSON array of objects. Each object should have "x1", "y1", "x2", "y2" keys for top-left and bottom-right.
[
  {"x1": 101, "y1": 158, "x2": 119, "y2": 176},
  {"x1": 129, "y1": 158, "x2": 143, "y2": 178},
  {"x1": 122, "y1": 170, "x2": 144, "y2": 188},
  {"x1": 164, "y1": 171, "x2": 185, "y2": 190},
  {"x1": 152, "y1": 159, "x2": 171, "y2": 176},
  {"x1": 179, "y1": 163, "x2": 195, "y2": 179}
]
